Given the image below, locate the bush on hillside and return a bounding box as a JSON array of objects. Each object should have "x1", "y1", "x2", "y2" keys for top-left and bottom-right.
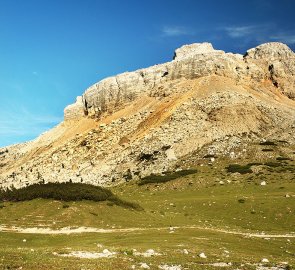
[
  {"x1": 0, "y1": 182, "x2": 142, "y2": 210},
  {"x1": 264, "y1": 162, "x2": 282, "y2": 168},
  {"x1": 138, "y1": 169, "x2": 198, "y2": 185},
  {"x1": 276, "y1": 157, "x2": 292, "y2": 161},
  {"x1": 259, "y1": 141, "x2": 277, "y2": 146},
  {"x1": 226, "y1": 164, "x2": 253, "y2": 174},
  {"x1": 261, "y1": 149, "x2": 274, "y2": 152}
]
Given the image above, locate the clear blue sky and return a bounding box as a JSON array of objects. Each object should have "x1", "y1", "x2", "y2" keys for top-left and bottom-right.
[{"x1": 0, "y1": 0, "x2": 294, "y2": 147}]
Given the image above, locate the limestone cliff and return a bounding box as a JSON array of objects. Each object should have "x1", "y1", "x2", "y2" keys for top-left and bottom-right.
[
  {"x1": 1, "y1": 42, "x2": 295, "y2": 189},
  {"x1": 64, "y1": 42, "x2": 295, "y2": 120}
]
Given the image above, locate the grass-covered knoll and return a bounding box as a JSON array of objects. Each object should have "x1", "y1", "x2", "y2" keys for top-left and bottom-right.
[
  {"x1": 0, "y1": 182, "x2": 142, "y2": 210},
  {"x1": 138, "y1": 169, "x2": 198, "y2": 185}
]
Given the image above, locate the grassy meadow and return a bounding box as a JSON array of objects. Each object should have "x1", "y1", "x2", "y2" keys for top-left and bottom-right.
[{"x1": 0, "y1": 153, "x2": 294, "y2": 269}]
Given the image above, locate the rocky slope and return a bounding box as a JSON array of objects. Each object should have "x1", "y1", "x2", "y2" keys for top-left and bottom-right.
[{"x1": 0, "y1": 42, "x2": 295, "y2": 189}]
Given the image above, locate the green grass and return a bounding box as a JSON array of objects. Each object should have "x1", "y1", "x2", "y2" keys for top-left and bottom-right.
[
  {"x1": 0, "y1": 157, "x2": 294, "y2": 269},
  {"x1": 0, "y1": 228, "x2": 293, "y2": 270}
]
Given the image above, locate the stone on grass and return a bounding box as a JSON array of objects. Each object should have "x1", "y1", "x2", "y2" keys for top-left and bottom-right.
[
  {"x1": 261, "y1": 258, "x2": 269, "y2": 263},
  {"x1": 140, "y1": 262, "x2": 150, "y2": 269},
  {"x1": 199, "y1": 252, "x2": 207, "y2": 258},
  {"x1": 159, "y1": 264, "x2": 182, "y2": 270}
]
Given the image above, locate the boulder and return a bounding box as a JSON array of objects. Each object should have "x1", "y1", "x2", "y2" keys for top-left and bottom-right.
[{"x1": 64, "y1": 96, "x2": 86, "y2": 121}]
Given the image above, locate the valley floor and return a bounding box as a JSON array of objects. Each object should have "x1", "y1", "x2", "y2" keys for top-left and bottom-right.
[{"x1": 0, "y1": 159, "x2": 294, "y2": 270}]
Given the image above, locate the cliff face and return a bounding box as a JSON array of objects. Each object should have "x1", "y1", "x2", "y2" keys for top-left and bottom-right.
[
  {"x1": 1, "y1": 42, "x2": 295, "y2": 189},
  {"x1": 64, "y1": 42, "x2": 295, "y2": 120}
]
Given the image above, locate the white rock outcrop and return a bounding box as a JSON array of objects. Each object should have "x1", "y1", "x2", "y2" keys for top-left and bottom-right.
[
  {"x1": 1, "y1": 42, "x2": 295, "y2": 189},
  {"x1": 64, "y1": 96, "x2": 86, "y2": 120},
  {"x1": 64, "y1": 42, "x2": 295, "y2": 120}
]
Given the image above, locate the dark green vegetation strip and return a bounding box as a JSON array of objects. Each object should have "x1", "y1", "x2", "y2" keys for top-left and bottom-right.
[
  {"x1": 138, "y1": 169, "x2": 198, "y2": 185},
  {"x1": 226, "y1": 164, "x2": 253, "y2": 174},
  {"x1": 259, "y1": 141, "x2": 277, "y2": 146},
  {"x1": 265, "y1": 162, "x2": 283, "y2": 168},
  {"x1": 227, "y1": 159, "x2": 295, "y2": 174},
  {"x1": 0, "y1": 183, "x2": 142, "y2": 210},
  {"x1": 261, "y1": 148, "x2": 274, "y2": 152},
  {"x1": 276, "y1": 157, "x2": 292, "y2": 161}
]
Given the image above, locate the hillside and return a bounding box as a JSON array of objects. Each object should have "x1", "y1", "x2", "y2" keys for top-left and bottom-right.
[
  {"x1": 0, "y1": 42, "x2": 295, "y2": 270},
  {"x1": 0, "y1": 42, "x2": 295, "y2": 189}
]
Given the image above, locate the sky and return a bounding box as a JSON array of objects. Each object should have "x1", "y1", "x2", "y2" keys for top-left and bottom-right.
[{"x1": 0, "y1": 0, "x2": 294, "y2": 147}]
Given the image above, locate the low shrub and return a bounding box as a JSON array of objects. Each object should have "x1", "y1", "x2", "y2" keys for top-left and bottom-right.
[
  {"x1": 139, "y1": 169, "x2": 198, "y2": 185},
  {"x1": 226, "y1": 164, "x2": 253, "y2": 174},
  {"x1": 259, "y1": 141, "x2": 277, "y2": 146},
  {"x1": 0, "y1": 182, "x2": 112, "y2": 202},
  {"x1": 265, "y1": 162, "x2": 281, "y2": 168},
  {"x1": 139, "y1": 153, "x2": 154, "y2": 161},
  {"x1": 276, "y1": 157, "x2": 292, "y2": 161},
  {"x1": 203, "y1": 154, "x2": 217, "y2": 158},
  {"x1": 278, "y1": 140, "x2": 288, "y2": 144},
  {"x1": 0, "y1": 183, "x2": 142, "y2": 210}
]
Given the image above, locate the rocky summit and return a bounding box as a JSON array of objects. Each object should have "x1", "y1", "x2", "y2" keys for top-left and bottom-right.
[{"x1": 0, "y1": 42, "x2": 295, "y2": 189}]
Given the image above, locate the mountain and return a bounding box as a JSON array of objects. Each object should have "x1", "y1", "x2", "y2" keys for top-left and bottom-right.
[{"x1": 0, "y1": 42, "x2": 295, "y2": 189}]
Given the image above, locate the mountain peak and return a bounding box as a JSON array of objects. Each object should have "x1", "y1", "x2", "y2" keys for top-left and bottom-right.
[
  {"x1": 173, "y1": 42, "x2": 216, "y2": 60},
  {"x1": 64, "y1": 42, "x2": 295, "y2": 121},
  {"x1": 1, "y1": 42, "x2": 295, "y2": 190},
  {"x1": 245, "y1": 42, "x2": 293, "y2": 60}
]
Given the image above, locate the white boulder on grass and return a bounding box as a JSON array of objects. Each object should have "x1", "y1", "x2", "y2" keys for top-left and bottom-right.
[
  {"x1": 140, "y1": 262, "x2": 150, "y2": 269},
  {"x1": 199, "y1": 252, "x2": 207, "y2": 258}
]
